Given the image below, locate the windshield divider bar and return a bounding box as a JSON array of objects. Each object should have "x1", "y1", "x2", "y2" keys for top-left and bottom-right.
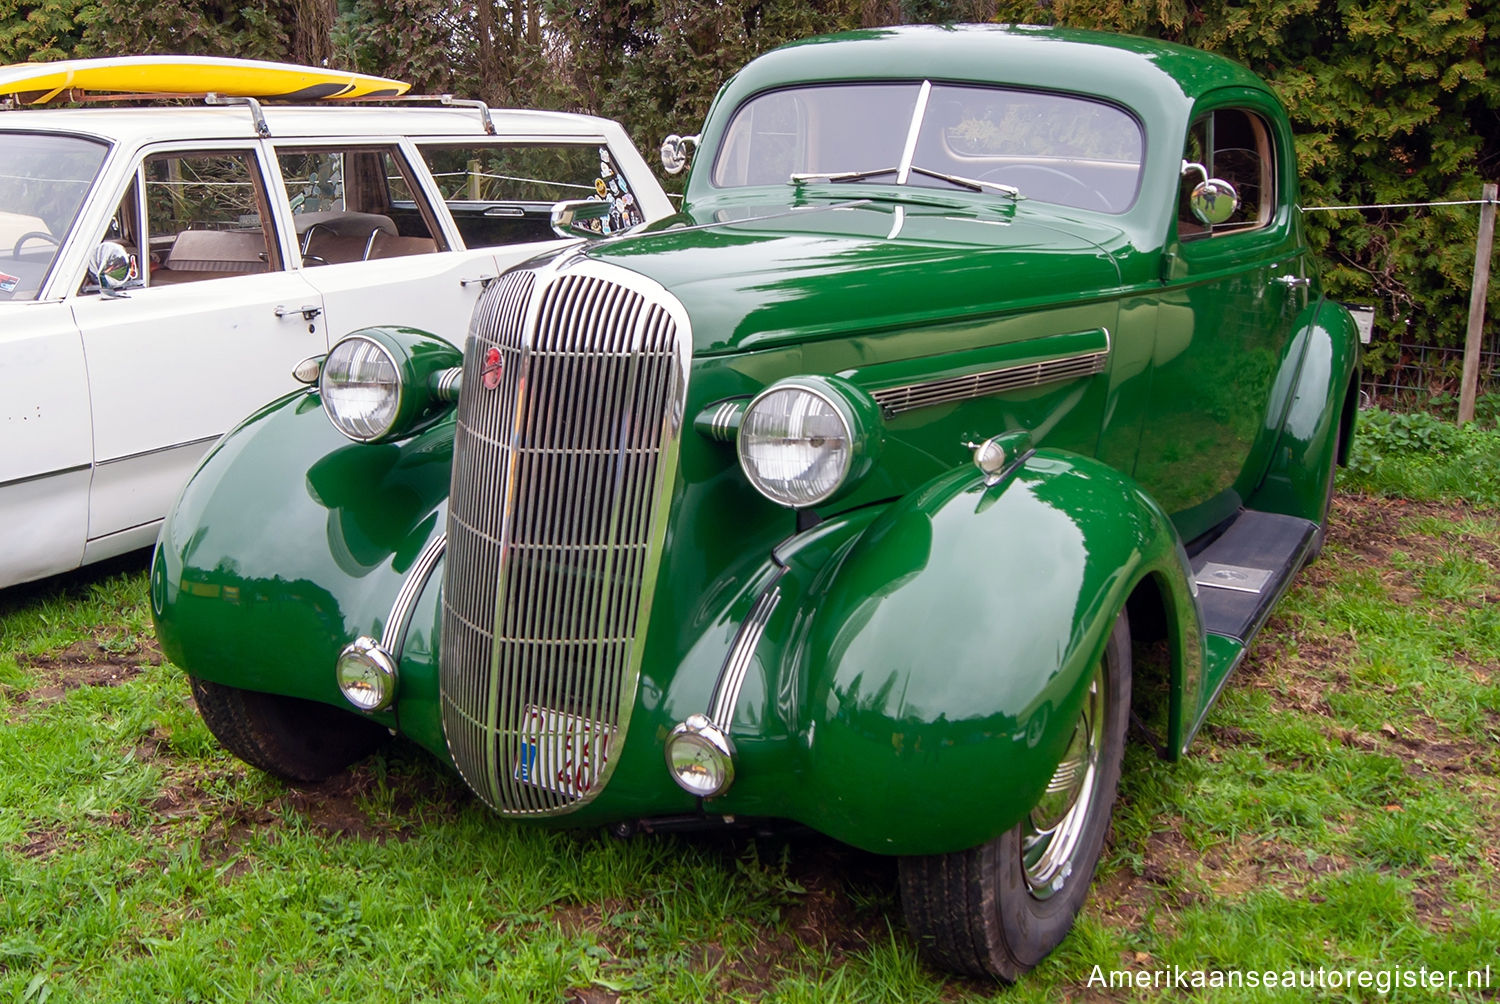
[{"x1": 895, "y1": 80, "x2": 932, "y2": 186}]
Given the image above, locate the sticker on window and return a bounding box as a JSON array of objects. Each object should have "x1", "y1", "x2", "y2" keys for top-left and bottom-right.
[{"x1": 0, "y1": 272, "x2": 18, "y2": 293}]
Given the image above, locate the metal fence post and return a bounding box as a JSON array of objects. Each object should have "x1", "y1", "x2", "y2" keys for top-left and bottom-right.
[{"x1": 1460, "y1": 182, "x2": 1498, "y2": 424}]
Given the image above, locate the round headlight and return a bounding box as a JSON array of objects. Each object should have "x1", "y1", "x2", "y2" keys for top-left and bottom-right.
[
  {"x1": 336, "y1": 636, "x2": 398, "y2": 712},
  {"x1": 738, "y1": 384, "x2": 854, "y2": 507},
  {"x1": 321, "y1": 335, "x2": 401, "y2": 442},
  {"x1": 665, "y1": 715, "x2": 735, "y2": 797}
]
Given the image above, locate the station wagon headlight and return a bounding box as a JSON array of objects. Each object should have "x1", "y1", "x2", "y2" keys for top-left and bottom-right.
[
  {"x1": 737, "y1": 376, "x2": 880, "y2": 508},
  {"x1": 320, "y1": 327, "x2": 462, "y2": 444}
]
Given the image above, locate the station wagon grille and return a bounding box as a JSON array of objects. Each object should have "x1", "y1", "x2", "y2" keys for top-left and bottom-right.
[{"x1": 441, "y1": 267, "x2": 685, "y2": 816}]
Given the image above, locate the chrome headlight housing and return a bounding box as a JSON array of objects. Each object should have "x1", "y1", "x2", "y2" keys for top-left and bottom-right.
[
  {"x1": 737, "y1": 376, "x2": 881, "y2": 508},
  {"x1": 335, "y1": 636, "x2": 398, "y2": 712},
  {"x1": 319, "y1": 327, "x2": 462, "y2": 444}
]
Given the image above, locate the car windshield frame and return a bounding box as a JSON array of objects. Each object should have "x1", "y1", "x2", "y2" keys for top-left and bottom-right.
[
  {"x1": 0, "y1": 130, "x2": 111, "y2": 302},
  {"x1": 710, "y1": 80, "x2": 1146, "y2": 215}
]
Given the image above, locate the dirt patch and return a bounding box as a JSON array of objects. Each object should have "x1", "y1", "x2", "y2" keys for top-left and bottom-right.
[{"x1": 7, "y1": 632, "x2": 162, "y2": 715}]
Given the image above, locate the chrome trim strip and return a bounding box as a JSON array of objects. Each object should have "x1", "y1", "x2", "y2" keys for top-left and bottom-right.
[
  {"x1": 870, "y1": 344, "x2": 1109, "y2": 417},
  {"x1": 707, "y1": 577, "x2": 783, "y2": 729},
  {"x1": 0, "y1": 463, "x2": 91, "y2": 491},
  {"x1": 380, "y1": 532, "x2": 447, "y2": 659},
  {"x1": 95, "y1": 434, "x2": 221, "y2": 468},
  {"x1": 896, "y1": 81, "x2": 933, "y2": 186}
]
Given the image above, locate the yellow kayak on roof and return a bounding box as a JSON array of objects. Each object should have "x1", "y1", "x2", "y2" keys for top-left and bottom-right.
[{"x1": 0, "y1": 54, "x2": 410, "y2": 105}]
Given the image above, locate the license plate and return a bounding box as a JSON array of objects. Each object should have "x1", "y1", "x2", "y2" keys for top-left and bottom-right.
[{"x1": 514, "y1": 704, "x2": 614, "y2": 798}]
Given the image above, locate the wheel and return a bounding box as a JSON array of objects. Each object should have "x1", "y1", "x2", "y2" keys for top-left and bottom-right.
[
  {"x1": 899, "y1": 613, "x2": 1131, "y2": 980},
  {"x1": 189, "y1": 676, "x2": 388, "y2": 782},
  {"x1": 13, "y1": 231, "x2": 59, "y2": 256}
]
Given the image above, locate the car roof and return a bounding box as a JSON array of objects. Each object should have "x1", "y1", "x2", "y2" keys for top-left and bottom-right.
[
  {"x1": 715, "y1": 23, "x2": 1274, "y2": 115},
  {"x1": 0, "y1": 103, "x2": 626, "y2": 144}
]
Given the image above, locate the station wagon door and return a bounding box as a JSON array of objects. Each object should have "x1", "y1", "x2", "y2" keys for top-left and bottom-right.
[
  {"x1": 267, "y1": 142, "x2": 493, "y2": 348},
  {"x1": 1137, "y1": 98, "x2": 1311, "y2": 544},
  {"x1": 69, "y1": 142, "x2": 327, "y2": 558}
]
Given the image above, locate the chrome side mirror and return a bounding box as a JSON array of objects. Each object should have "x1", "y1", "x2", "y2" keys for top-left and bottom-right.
[
  {"x1": 550, "y1": 199, "x2": 615, "y2": 239},
  {"x1": 88, "y1": 241, "x2": 137, "y2": 297},
  {"x1": 1181, "y1": 160, "x2": 1240, "y2": 226},
  {"x1": 660, "y1": 134, "x2": 699, "y2": 176}
]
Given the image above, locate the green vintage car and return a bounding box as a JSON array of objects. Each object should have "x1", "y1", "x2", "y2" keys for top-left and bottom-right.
[{"x1": 152, "y1": 24, "x2": 1360, "y2": 980}]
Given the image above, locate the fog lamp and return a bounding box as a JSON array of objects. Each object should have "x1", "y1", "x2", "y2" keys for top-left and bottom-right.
[
  {"x1": 335, "y1": 636, "x2": 398, "y2": 712},
  {"x1": 665, "y1": 714, "x2": 735, "y2": 797}
]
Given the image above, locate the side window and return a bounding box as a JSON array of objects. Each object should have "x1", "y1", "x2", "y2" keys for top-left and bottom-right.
[
  {"x1": 276, "y1": 146, "x2": 441, "y2": 264},
  {"x1": 146, "y1": 150, "x2": 279, "y2": 284},
  {"x1": 417, "y1": 143, "x2": 643, "y2": 245},
  {"x1": 1177, "y1": 108, "x2": 1276, "y2": 239}
]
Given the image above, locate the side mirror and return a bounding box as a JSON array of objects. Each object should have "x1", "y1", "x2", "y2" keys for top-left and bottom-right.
[
  {"x1": 88, "y1": 241, "x2": 137, "y2": 297},
  {"x1": 660, "y1": 134, "x2": 700, "y2": 176},
  {"x1": 1181, "y1": 161, "x2": 1240, "y2": 226}
]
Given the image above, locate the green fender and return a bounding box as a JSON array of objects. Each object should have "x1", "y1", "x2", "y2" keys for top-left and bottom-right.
[
  {"x1": 150, "y1": 387, "x2": 454, "y2": 730},
  {"x1": 1248, "y1": 297, "x2": 1362, "y2": 521},
  {"x1": 725, "y1": 449, "x2": 1203, "y2": 856}
]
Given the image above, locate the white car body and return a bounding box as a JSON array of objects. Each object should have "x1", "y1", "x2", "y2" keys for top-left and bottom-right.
[{"x1": 0, "y1": 102, "x2": 672, "y2": 588}]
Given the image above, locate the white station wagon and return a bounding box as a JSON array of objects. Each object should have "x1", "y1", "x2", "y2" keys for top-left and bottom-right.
[{"x1": 1, "y1": 88, "x2": 671, "y2": 589}]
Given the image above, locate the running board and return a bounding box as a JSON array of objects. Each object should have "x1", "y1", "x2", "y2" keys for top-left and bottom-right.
[
  {"x1": 1192, "y1": 510, "x2": 1317, "y2": 643},
  {"x1": 1180, "y1": 510, "x2": 1317, "y2": 754}
]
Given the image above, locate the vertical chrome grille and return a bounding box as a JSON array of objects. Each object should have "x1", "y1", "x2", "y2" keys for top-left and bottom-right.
[{"x1": 441, "y1": 265, "x2": 686, "y2": 816}]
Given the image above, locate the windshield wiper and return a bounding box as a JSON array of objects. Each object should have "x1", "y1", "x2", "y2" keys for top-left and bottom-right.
[
  {"x1": 790, "y1": 166, "x2": 899, "y2": 185},
  {"x1": 907, "y1": 165, "x2": 1022, "y2": 199},
  {"x1": 790, "y1": 164, "x2": 1022, "y2": 200}
]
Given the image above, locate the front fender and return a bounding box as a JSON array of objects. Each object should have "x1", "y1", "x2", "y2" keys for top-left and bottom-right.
[
  {"x1": 151, "y1": 388, "x2": 453, "y2": 726},
  {"x1": 727, "y1": 450, "x2": 1201, "y2": 855}
]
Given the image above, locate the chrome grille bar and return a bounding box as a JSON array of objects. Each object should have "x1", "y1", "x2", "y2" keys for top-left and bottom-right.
[
  {"x1": 441, "y1": 263, "x2": 686, "y2": 816},
  {"x1": 871, "y1": 349, "x2": 1108, "y2": 416}
]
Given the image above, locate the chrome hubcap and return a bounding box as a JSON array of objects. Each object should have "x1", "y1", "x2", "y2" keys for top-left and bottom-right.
[{"x1": 1022, "y1": 662, "x2": 1104, "y2": 899}]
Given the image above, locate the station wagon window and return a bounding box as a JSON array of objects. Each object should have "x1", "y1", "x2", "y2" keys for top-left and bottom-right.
[
  {"x1": 713, "y1": 82, "x2": 1144, "y2": 213},
  {"x1": 1178, "y1": 108, "x2": 1276, "y2": 238},
  {"x1": 417, "y1": 143, "x2": 644, "y2": 244},
  {"x1": 277, "y1": 146, "x2": 441, "y2": 264},
  {"x1": 0, "y1": 132, "x2": 108, "y2": 301},
  {"x1": 82, "y1": 148, "x2": 278, "y2": 293}
]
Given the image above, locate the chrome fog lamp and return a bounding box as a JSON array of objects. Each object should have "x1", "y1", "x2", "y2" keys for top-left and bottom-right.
[
  {"x1": 335, "y1": 636, "x2": 398, "y2": 712},
  {"x1": 320, "y1": 335, "x2": 401, "y2": 442},
  {"x1": 665, "y1": 714, "x2": 735, "y2": 797},
  {"x1": 738, "y1": 377, "x2": 880, "y2": 508}
]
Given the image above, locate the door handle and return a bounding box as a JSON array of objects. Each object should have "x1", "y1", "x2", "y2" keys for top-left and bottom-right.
[
  {"x1": 275, "y1": 304, "x2": 323, "y2": 321},
  {"x1": 1273, "y1": 275, "x2": 1311, "y2": 289}
]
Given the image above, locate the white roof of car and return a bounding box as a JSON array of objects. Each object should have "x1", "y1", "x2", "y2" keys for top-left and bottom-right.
[{"x1": 0, "y1": 103, "x2": 627, "y2": 144}]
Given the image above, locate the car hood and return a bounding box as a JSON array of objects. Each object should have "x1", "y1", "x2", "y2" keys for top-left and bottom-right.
[{"x1": 584, "y1": 196, "x2": 1126, "y2": 356}]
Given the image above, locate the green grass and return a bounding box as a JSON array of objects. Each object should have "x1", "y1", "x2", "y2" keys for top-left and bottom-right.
[{"x1": 1, "y1": 474, "x2": 1497, "y2": 1001}]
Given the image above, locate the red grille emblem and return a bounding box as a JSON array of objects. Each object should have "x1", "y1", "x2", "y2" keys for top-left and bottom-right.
[{"x1": 481, "y1": 347, "x2": 503, "y2": 390}]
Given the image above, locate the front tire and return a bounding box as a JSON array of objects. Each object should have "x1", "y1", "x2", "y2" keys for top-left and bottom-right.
[
  {"x1": 898, "y1": 613, "x2": 1131, "y2": 980},
  {"x1": 190, "y1": 677, "x2": 388, "y2": 782}
]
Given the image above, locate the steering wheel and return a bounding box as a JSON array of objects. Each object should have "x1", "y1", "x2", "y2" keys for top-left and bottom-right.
[
  {"x1": 13, "y1": 231, "x2": 59, "y2": 257},
  {"x1": 979, "y1": 165, "x2": 1114, "y2": 212}
]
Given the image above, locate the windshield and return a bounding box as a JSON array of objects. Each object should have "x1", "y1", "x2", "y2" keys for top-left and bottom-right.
[
  {"x1": 0, "y1": 132, "x2": 109, "y2": 301},
  {"x1": 712, "y1": 82, "x2": 1143, "y2": 214}
]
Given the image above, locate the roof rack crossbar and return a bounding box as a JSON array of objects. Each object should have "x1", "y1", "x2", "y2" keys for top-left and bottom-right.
[{"x1": 205, "y1": 92, "x2": 269, "y2": 137}]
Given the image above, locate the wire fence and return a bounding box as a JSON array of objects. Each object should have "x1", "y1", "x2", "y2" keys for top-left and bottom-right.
[{"x1": 1304, "y1": 192, "x2": 1499, "y2": 411}]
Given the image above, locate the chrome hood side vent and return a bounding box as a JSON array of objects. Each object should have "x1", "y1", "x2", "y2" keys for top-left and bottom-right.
[{"x1": 441, "y1": 260, "x2": 689, "y2": 816}]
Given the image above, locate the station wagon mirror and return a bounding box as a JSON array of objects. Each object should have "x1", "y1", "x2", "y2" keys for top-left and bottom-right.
[
  {"x1": 659, "y1": 134, "x2": 699, "y2": 175},
  {"x1": 1181, "y1": 160, "x2": 1240, "y2": 226},
  {"x1": 87, "y1": 241, "x2": 136, "y2": 297}
]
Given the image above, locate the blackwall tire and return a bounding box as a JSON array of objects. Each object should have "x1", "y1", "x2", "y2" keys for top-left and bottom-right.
[
  {"x1": 189, "y1": 676, "x2": 388, "y2": 783},
  {"x1": 898, "y1": 612, "x2": 1132, "y2": 981}
]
